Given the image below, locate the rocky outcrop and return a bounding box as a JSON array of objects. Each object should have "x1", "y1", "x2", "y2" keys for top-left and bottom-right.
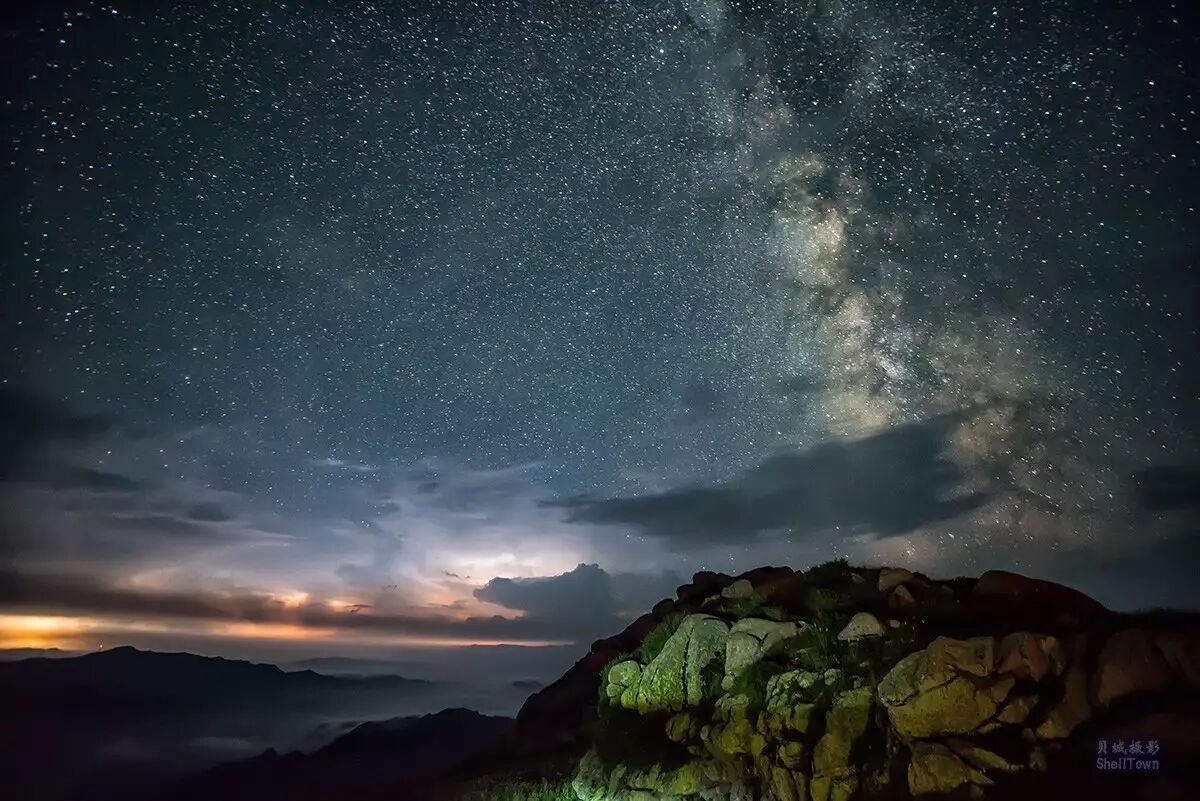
[
  {"x1": 878, "y1": 636, "x2": 1012, "y2": 738},
  {"x1": 724, "y1": 619, "x2": 800, "y2": 689},
  {"x1": 907, "y1": 742, "x2": 990, "y2": 796},
  {"x1": 810, "y1": 688, "x2": 873, "y2": 801},
  {"x1": 511, "y1": 562, "x2": 1200, "y2": 801}
]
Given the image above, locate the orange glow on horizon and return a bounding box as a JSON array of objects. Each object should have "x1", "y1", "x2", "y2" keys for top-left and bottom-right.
[
  {"x1": 217, "y1": 621, "x2": 337, "y2": 640},
  {"x1": 0, "y1": 615, "x2": 95, "y2": 650},
  {"x1": 0, "y1": 613, "x2": 572, "y2": 651}
]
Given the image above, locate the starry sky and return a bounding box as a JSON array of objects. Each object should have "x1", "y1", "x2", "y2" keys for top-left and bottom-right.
[{"x1": 1, "y1": 0, "x2": 1197, "y2": 662}]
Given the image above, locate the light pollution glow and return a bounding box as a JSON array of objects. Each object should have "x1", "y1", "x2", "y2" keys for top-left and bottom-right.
[{"x1": 0, "y1": 612, "x2": 570, "y2": 652}]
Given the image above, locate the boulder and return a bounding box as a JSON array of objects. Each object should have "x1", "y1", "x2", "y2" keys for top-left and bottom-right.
[
  {"x1": 1153, "y1": 632, "x2": 1200, "y2": 686},
  {"x1": 878, "y1": 567, "x2": 928, "y2": 593},
  {"x1": 776, "y1": 740, "x2": 807, "y2": 770},
  {"x1": 972, "y1": 570, "x2": 1105, "y2": 623},
  {"x1": 737, "y1": 565, "x2": 795, "y2": 587},
  {"x1": 705, "y1": 693, "x2": 763, "y2": 758},
  {"x1": 723, "y1": 619, "x2": 799, "y2": 688},
  {"x1": 762, "y1": 763, "x2": 806, "y2": 801},
  {"x1": 606, "y1": 659, "x2": 642, "y2": 705},
  {"x1": 995, "y1": 693, "x2": 1038, "y2": 725},
  {"x1": 811, "y1": 687, "x2": 873, "y2": 800},
  {"x1": 666, "y1": 711, "x2": 694, "y2": 743},
  {"x1": 626, "y1": 760, "x2": 706, "y2": 797},
  {"x1": 636, "y1": 614, "x2": 729, "y2": 712},
  {"x1": 759, "y1": 671, "x2": 820, "y2": 737},
  {"x1": 837, "y1": 611, "x2": 885, "y2": 641},
  {"x1": 652, "y1": 597, "x2": 677, "y2": 619},
  {"x1": 809, "y1": 774, "x2": 858, "y2": 801},
  {"x1": 888, "y1": 584, "x2": 916, "y2": 608},
  {"x1": 878, "y1": 637, "x2": 1011, "y2": 738},
  {"x1": 722, "y1": 578, "x2": 755, "y2": 599},
  {"x1": 997, "y1": 632, "x2": 1061, "y2": 681},
  {"x1": 930, "y1": 635, "x2": 996, "y2": 677},
  {"x1": 947, "y1": 739, "x2": 1022, "y2": 773},
  {"x1": 907, "y1": 742, "x2": 992, "y2": 796},
  {"x1": 678, "y1": 571, "x2": 734, "y2": 605},
  {"x1": 1036, "y1": 637, "x2": 1091, "y2": 739},
  {"x1": 1094, "y1": 629, "x2": 1172, "y2": 706}
]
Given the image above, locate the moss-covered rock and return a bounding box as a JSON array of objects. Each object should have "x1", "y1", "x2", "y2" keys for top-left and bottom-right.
[
  {"x1": 1035, "y1": 636, "x2": 1091, "y2": 739},
  {"x1": 813, "y1": 687, "x2": 873, "y2": 774},
  {"x1": 907, "y1": 741, "x2": 992, "y2": 796},
  {"x1": 626, "y1": 760, "x2": 706, "y2": 796},
  {"x1": 758, "y1": 670, "x2": 819, "y2": 737},
  {"x1": 836, "y1": 612, "x2": 884, "y2": 642},
  {"x1": 762, "y1": 762, "x2": 806, "y2": 801},
  {"x1": 775, "y1": 739, "x2": 807, "y2": 770},
  {"x1": 946, "y1": 739, "x2": 1023, "y2": 774},
  {"x1": 704, "y1": 693, "x2": 765, "y2": 759},
  {"x1": 808, "y1": 687, "x2": 874, "y2": 801},
  {"x1": 606, "y1": 659, "x2": 642, "y2": 704},
  {"x1": 878, "y1": 637, "x2": 1012, "y2": 738},
  {"x1": 665, "y1": 711, "x2": 694, "y2": 743},
  {"x1": 635, "y1": 615, "x2": 729, "y2": 713},
  {"x1": 549, "y1": 565, "x2": 1200, "y2": 801},
  {"x1": 723, "y1": 619, "x2": 800, "y2": 690}
]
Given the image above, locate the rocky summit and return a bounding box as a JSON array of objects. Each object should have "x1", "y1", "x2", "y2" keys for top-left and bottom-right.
[{"x1": 505, "y1": 562, "x2": 1200, "y2": 801}]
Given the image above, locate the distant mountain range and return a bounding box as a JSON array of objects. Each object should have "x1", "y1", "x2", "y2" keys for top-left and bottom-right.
[
  {"x1": 172, "y1": 707, "x2": 515, "y2": 801},
  {"x1": 0, "y1": 646, "x2": 460, "y2": 801},
  {"x1": 0, "y1": 646, "x2": 80, "y2": 660}
]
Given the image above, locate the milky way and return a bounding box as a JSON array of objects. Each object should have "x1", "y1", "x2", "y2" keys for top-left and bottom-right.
[{"x1": 1, "y1": 1, "x2": 1197, "y2": 657}]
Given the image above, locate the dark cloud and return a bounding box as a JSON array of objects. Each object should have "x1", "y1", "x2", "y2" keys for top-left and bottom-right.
[
  {"x1": 185, "y1": 502, "x2": 236, "y2": 523},
  {"x1": 0, "y1": 487, "x2": 263, "y2": 570},
  {"x1": 475, "y1": 563, "x2": 618, "y2": 622},
  {"x1": 560, "y1": 413, "x2": 987, "y2": 547},
  {"x1": 48, "y1": 467, "x2": 143, "y2": 493},
  {"x1": 1131, "y1": 466, "x2": 1200, "y2": 512},
  {"x1": 0, "y1": 385, "x2": 113, "y2": 479}
]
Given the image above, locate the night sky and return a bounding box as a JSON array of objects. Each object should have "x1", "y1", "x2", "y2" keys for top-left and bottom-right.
[{"x1": 1, "y1": 0, "x2": 1197, "y2": 661}]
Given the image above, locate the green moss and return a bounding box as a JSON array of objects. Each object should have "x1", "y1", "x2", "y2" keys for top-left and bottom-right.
[
  {"x1": 635, "y1": 613, "x2": 683, "y2": 663},
  {"x1": 597, "y1": 651, "x2": 635, "y2": 705}
]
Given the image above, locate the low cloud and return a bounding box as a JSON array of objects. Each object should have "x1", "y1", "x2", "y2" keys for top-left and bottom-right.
[
  {"x1": 474, "y1": 563, "x2": 621, "y2": 636},
  {"x1": 0, "y1": 563, "x2": 675, "y2": 644},
  {"x1": 560, "y1": 412, "x2": 988, "y2": 547}
]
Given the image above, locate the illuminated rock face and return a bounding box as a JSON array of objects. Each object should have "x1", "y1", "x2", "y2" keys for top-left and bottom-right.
[{"x1": 523, "y1": 562, "x2": 1200, "y2": 800}]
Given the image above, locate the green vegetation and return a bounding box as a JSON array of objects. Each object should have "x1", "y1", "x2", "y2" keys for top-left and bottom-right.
[
  {"x1": 635, "y1": 613, "x2": 683, "y2": 663},
  {"x1": 465, "y1": 778, "x2": 575, "y2": 801},
  {"x1": 804, "y1": 558, "x2": 852, "y2": 584}
]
